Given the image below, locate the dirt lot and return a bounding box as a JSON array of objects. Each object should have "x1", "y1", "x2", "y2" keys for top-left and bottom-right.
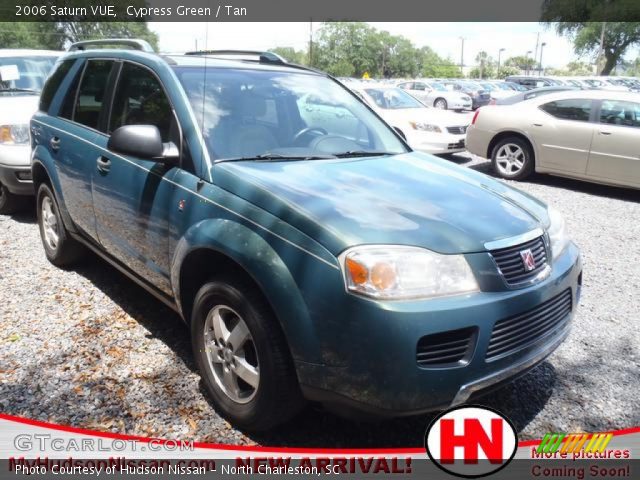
[{"x1": 1, "y1": 155, "x2": 638, "y2": 447}]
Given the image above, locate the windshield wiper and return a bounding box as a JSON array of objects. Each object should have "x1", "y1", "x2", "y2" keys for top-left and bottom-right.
[
  {"x1": 215, "y1": 153, "x2": 337, "y2": 164},
  {"x1": 334, "y1": 150, "x2": 395, "y2": 158},
  {"x1": 0, "y1": 87, "x2": 39, "y2": 94}
]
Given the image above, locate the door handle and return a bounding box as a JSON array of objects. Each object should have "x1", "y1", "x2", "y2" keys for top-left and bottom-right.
[
  {"x1": 533, "y1": 123, "x2": 543, "y2": 127},
  {"x1": 96, "y1": 156, "x2": 111, "y2": 174},
  {"x1": 50, "y1": 136, "x2": 61, "y2": 151},
  {"x1": 599, "y1": 131, "x2": 612, "y2": 135}
]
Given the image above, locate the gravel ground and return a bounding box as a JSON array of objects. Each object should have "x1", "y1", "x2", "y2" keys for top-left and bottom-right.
[{"x1": 1, "y1": 155, "x2": 639, "y2": 448}]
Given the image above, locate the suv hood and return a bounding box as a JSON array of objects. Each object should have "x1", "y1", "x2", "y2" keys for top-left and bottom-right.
[
  {"x1": 212, "y1": 153, "x2": 549, "y2": 255},
  {"x1": 0, "y1": 96, "x2": 39, "y2": 124}
]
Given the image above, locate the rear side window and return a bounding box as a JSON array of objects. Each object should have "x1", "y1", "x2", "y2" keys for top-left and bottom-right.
[
  {"x1": 74, "y1": 60, "x2": 113, "y2": 130},
  {"x1": 599, "y1": 100, "x2": 640, "y2": 128},
  {"x1": 39, "y1": 59, "x2": 74, "y2": 112},
  {"x1": 109, "y1": 63, "x2": 173, "y2": 141},
  {"x1": 540, "y1": 99, "x2": 591, "y2": 122}
]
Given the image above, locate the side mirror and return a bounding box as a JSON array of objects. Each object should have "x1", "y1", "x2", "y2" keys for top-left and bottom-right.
[{"x1": 108, "y1": 125, "x2": 178, "y2": 162}]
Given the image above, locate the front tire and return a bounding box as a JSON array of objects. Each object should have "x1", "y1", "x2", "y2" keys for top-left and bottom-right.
[
  {"x1": 191, "y1": 278, "x2": 304, "y2": 430},
  {"x1": 0, "y1": 182, "x2": 27, "y2": 215},
  {"x1": 491, "y1": 137, "x2": 535, "y2": 181},
  {"x1": 36, "y1": 183, "x2": 85, "y2": 267},
  {"x1": 434, "y1": 98, "x2": 448, "y2": 109}
]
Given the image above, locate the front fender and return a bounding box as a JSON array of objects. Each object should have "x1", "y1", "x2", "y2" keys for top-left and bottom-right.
[
  {"x1": 31, "y1": 147, "x2": 76, "y2": 232},
  {"x1": 171, "y1": 218, "x2": 323, "y2": 365}
]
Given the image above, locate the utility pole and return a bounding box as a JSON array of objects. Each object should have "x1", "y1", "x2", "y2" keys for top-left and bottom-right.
[
  {"x1": 596, "y1": 22, "x2": 607, "y2": 75},
  {"x1": 533, "y1": 32, "x2": 540, "y2": 75},
  {"x1": 497, "y1": 48, "x2": 505, "y2": 77},
  {"x1": 308, "y1": 19, "x2": 313, "y2": 66},
  {"x1": 459, "y1": 37, "x2": 465, "y2": 76},
  {"x1": 539, "y1": 42, "x2": 546, "y2": 75}
]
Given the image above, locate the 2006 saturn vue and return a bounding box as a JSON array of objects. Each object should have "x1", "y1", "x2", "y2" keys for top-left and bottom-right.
[{"x1": 31, "y1": 40, "x2": 582, "y2": 430}]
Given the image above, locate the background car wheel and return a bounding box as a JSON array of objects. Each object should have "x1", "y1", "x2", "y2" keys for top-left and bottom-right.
[
  {"x1": 434, "y1": 98, "x2": 448, "y2": 109},
  {"x1": 0, "y1": 182, "x2": 26, "y2": 215},
  {"x1": 491, "y1": 137, "x2": 535, "y2": 181},
  {"x1": 191, "y1": 277, "x2": 304, "y2": 430},
  {"x1": 36, "y1": 183, "x2": 85, "y2": 267}
]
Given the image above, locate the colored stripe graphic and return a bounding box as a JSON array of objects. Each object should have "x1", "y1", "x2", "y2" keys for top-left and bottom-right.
[{"x1": 537, "y1": 432, "x2": 613, "y2": 454}]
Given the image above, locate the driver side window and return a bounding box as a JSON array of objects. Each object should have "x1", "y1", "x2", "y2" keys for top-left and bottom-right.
[{"x1": 109, "y1": 62, "x2": 174, "y2": 142}]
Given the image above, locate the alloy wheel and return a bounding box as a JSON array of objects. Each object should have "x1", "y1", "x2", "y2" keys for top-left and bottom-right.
[
  {"x1": 203, "y1": 305, "x2": 260, "y2": 404},
  {"x1": 495, "y1": 143, "x2": 526, "y2": 176},
  {"x1": 41, "y1": 196, "x2": 60, "y2": 251}
]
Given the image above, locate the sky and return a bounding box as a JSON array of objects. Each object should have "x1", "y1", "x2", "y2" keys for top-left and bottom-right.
[{"x1": 149, "y1": 22, "x2": 584, "y2": 68}]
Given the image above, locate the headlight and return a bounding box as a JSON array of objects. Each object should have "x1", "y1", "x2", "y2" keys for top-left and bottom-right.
[
  {"x1": 547, "y1": 206, "x2": 570, "y2": 259},
  {"x1": 409, "y1": 121, "x2": 442, "y2": 133},
  {"x1": 339, "y1": 245, "x2": 479, "y2": 300},
  {"x1": 0, "y1": 124, "x2": 29, "y2": 145},
  {"x1": 462, "y1": 95, "x2": 471, "y2": 101}
]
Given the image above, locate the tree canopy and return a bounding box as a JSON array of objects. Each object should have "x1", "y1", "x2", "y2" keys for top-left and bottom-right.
[
  {"x1": 0, "y1": 22, "x2": 158, "y2": 51},
  {"x1": 542, "y1": 0, "x2": 640, "y2": 74}
]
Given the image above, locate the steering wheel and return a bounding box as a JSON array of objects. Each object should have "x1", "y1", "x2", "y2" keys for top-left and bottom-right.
[{"x1": 292, "y1": 127, "x2": 328, "y2": 144}]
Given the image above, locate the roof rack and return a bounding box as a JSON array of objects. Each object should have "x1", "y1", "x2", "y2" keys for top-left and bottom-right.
[
  {"x1": 68, "y1": 39, "x2": 155, "y2": 53},
  {"x1": 184, "y1": 50, "x2": 286, "y2": 65}
]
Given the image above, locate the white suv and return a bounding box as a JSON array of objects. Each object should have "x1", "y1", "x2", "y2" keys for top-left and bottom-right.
[{"x1": 0, "y1": 50, "x2": 59, "y2": 214}]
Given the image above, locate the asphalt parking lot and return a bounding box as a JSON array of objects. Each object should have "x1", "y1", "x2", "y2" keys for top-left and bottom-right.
[{"x1": 1, "y1": 154, "x2": 638, "y2": 447}]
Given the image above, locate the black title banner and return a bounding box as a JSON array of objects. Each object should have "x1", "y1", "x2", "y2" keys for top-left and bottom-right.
[{"x1": 2, "y1": 0, "x2": 640, "y2": 22}]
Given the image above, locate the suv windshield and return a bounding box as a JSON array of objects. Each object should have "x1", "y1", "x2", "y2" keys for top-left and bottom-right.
[
  {"x1": 174, "y1": 67, "x2": 408, "y2": 161},
  {"x1": 0, "y1": 56, "x2": 57, "y2": 94},
  {"x1": 364, "y1": 87, "x2": 424, "y2": 109}
]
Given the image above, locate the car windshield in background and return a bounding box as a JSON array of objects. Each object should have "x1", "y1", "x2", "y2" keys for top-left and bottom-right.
[
  {"x1": 0, "y1": 56, "x2": 57, "y2": 94},
  {"x1": 173, "y1": 67, "x2": 408, "y2": 161},
  {"x1": 364, "y1": 87, "x2": 424, "y2": 109}
]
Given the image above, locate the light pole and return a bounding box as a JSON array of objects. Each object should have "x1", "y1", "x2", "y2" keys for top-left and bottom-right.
[
  {"x1": 459, "y1": 36, "x2": 465, "y2": 76},
  {"x1": 497, "y1": 48, "x2": 506, "y2": 77},
  {"x1": 526, "y1": 50, "x2": 532, "y2": 75},
  {"x1": 539, "y1": 42, "x2": 546, "y2": 76}
]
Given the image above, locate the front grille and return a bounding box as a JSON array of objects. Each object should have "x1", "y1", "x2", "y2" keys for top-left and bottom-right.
[
  {"x1": 486, "y1": 289, "x2": 572, "y2": 361},
  {"x1": 490, "y1": 236, "x2": 548, "y2": 285},
  {"x1": 447, "y1": 140, "x2": 465, "y2": 149},
  {"x1": 417, "y1": 327, "x2": 477, "y2": 367},
  {"x1": 447, "y1": 126, "x2": 467, "y2": 135}
]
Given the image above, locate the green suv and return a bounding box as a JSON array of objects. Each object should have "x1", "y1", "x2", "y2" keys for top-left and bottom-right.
[{"x1": 31, "y1": 40, "x2": 582, "y2": 430}]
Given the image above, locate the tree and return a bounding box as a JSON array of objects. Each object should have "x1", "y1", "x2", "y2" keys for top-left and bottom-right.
[
  {"x1": 0, "y1": 21, "x2": 158, "y2": 51},
  {"x1": 417, "y1": 47, "x2": 461, "y2": 78},
  {"x1": 469, "y1": 51, "x2": 496, "y2": 79},
  {"x1": 269, "y1": 47, "x2": 307, "y2": 65},
  {"x1": 542, "y1": 1, "x2": 640, "y2": 75},
  {"x1": 504, "y1": 55, "x2": 537, "y2": 71}
]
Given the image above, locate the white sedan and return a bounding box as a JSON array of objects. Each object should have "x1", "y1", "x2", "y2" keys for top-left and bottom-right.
[
  {"x1": 352, "y1": 85, "x2": 473, "y2": 154},
  {"x1": 397, "y1": 80, "x2": 472, "y2": 111}
]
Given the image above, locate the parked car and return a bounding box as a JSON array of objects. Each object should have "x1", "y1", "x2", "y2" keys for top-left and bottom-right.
[
  {"x1": 467, "y1": 90, "x2": 640, "y2": 189},
  {"x1": 397, "y1": 80, "x2": 472, "y2": 111},
  {"x1": 505, "y1": 76, "x2": 560, "y2": 90},
  {"x1": 32, "y1": 40, "x2": 582, "y2": 429},
  {"x1": 351, "y1": 84, "x2": 471, "y2": 154},
  {"x1": 477, "y1": 81, "x2": 514, "y2": 101},
  {"x1": 0, "y1": 49, "x2": 59, "y2": 213},
  {"x1": 441, "y1": 80, "x2": 491, "y2": 109},
  {"x1": 494, "y1": 86, "x2": 579, "y2": 105}
]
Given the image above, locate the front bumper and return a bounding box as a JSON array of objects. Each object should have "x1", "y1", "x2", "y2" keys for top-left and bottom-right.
[
  {"x1": 0, "y1": 144, "x2": 33, "y2": 195},
  {"x1": 408, "y1": 131, "x2": 467, "y2": 154},
  {"x1": 0, "y1": 164, "x2": 33, "y2": 196},
  {"x1": 299, "y1": 242, "x2": 582, "y2": 416}
]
